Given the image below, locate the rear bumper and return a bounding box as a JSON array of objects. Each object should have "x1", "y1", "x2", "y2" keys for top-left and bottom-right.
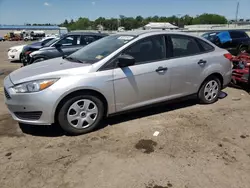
[{"x1": 222, "y1": 70, "x2": 232, "y2": 89}]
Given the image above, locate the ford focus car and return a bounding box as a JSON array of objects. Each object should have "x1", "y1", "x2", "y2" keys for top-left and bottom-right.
[{"x1": 4, "y1": 30, "x2": 232, "y2": 135}]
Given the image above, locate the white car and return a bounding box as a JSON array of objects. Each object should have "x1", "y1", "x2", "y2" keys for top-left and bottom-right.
[
  {"x1": 7, "y1": 36, "x2": 57, "y2": 62},
  {"x1": 8, "y1": 44, "x2": 26, "y2": 62}
]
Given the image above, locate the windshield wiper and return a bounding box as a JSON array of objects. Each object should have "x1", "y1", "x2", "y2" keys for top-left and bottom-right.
[{"x1": 64, "y1": 56, "x2": 83, "y2": 63}]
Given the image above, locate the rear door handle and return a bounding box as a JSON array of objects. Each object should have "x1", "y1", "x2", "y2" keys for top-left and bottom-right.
[
  {"x1": 198, "y1": 59, "x2": 207, "y2": 65},
  {"x1": 156, "y1": 66, "x2": 168, "y2": 72}
]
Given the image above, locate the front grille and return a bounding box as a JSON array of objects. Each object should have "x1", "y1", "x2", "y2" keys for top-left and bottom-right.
[
  {"x1": 4, "y1": 88, "x2": 11, "y2": 99},
  {"x1": 14, "y1": 111, "x2": 42, "y2": 120}
]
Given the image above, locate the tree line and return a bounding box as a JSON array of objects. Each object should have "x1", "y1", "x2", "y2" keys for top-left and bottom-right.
[
  {"x1": 59, "y1": 13, "x2": 228, "y2": 31},
  {"x1": 24, "y1": 13, "x2": 228, "y2": 30}
]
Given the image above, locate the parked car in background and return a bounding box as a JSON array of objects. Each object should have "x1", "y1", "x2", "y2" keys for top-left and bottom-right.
[
  {"x1": 201, "y1": 30, "x2": 250, "y2": 55},
  {"x1": 0, "y1": 36, "x2": 5, "y2": 41},
  {"x1": 4, "y1": 31, "x2": 232, "y2": 135},
  {"x1": 21, "y1": 37, "x2": 60, "y2": 65},
  {"x1": 26, "y1": 32, "x2": 108, "y2": 65},
  {"x1": 8, "y1": 36, "x2": 57, "y2": 62}
]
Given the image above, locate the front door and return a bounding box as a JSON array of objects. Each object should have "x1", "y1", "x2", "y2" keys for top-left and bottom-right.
[
  {"x1": 113, "y1": 35, "x2": 171, "y2": 112},
  {"x1": 54, "y1": 35, "x2": 82, "y2": 57}
]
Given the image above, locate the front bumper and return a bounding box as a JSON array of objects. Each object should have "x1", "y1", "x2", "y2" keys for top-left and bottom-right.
[
  {"x1": 4, "y1": 76, "x2": 56, "y2": 125},
  {"x1": 8, "y1": 51, "x2": 20, "y2": 61}
]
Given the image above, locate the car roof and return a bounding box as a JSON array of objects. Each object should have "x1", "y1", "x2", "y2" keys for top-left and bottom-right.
[
  {"x1": 67, "y1": 32, "x2": 108, "y2": 36},
  {"x1": 204, "y1": 30, "x2": 246, "y2": 35},
  {"x1": 114, "y1": 30, "x2": 204, "y2": 38}
]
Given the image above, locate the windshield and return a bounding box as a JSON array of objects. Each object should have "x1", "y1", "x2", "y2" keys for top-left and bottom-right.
[
  {"x1": 67, "y1": 34, "x2": 136, "y2": 64},
  {"x1": 43, "y1": 38, "x2": 59, "y2": 47}
]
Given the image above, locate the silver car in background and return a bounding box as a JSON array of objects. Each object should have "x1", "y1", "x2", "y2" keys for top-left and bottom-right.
[{"x1": 4, "y1": 30, "x2": 232, "y2": 135}]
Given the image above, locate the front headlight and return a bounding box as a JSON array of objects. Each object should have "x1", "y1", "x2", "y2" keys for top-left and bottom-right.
[
  {"x1": 12, "y1": 79, "x2": 59, "y2": 93},
  {"x1": 11, "y1": 49, "x2": 18, "y2": 52}
]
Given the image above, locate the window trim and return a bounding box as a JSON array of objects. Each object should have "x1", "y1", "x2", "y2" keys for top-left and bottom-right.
[
  {"x1": 98, "y1": 34, "x2": 168, "y2": 71},
  {"x1": 53, "y1": 35, "x2": 81, "y2": 47},
  {"x1": 195, "y1": 38, "x2": 215, "y2": 53},
  {"x1": 167, "y1": 34, "x2": 215, "y2": 59}
]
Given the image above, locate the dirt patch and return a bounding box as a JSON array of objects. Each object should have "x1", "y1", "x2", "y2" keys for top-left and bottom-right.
[
  {"x1": 0, "y1": 114, "x2": 24, "y2": 137},
  {"x1": 135, "y1": 139, "x2": 157, "y2": 154},
  {"x1": 146, "y1": 181, "x2": 173, "y2": 188}
]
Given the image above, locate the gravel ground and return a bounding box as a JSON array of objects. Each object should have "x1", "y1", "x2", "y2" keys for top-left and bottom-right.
[{"x1": 0, "y1": 41, "x2": 250, "y2": 188}]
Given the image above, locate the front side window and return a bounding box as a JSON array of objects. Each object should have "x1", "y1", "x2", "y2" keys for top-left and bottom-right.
[
  {"x1": 67, "y1": 34, "x2": 136, "y2": 64},
  {"x1": 43, "y1": 38, "x2": 59, "y2": 47},
  {"x1": 57, "y1": 35, "x2": 81, "y2": 46},
  {"x1": 170, "y1": 35, "x2": 201, "y2": 57},
  {"x1": 122, "y1": 35, "x2": 165, "y2": 64}
]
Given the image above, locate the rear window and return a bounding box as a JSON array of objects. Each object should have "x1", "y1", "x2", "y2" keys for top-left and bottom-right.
[
  {"x1": 197, "y1": 39, "x2": 214, "y2": 52},
  {"x1": 170, "y1": 35, "x2": 201, "y2": 57}
]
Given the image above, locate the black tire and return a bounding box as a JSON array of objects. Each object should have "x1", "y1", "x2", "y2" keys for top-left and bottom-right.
[
  {"x1": 58, "y1": 94, "x2": 104, "y2": 135},
  {"x1": 239, "y1": 46, "x2": 248, "y2": 54},
  {"x1": 33, "y1": 57, "x2": 46, "y2": 64},
  {"x1": 19, "y1": 53, "x2": 24, "y2": 62},
  {"x1": 198, "y1": 76, "x2": 221, "y2": 104}
]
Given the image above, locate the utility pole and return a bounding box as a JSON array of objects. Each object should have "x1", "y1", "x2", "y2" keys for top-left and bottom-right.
[
  {"x1": 235, "y1": 1, "x2": 239, "y2": 27},
  {"x1": 117, "y1": 18, "x2": 120, "y2": 30}
]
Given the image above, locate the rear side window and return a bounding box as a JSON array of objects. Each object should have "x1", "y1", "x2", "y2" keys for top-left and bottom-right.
[
  {"x1": 229, "y1": 31, "x2": 247, "y2": 39},
  {"x1": 197, "y1": 39, "x2": 214, "y2": 52},
  {"x1": 170, "y1": 35, "x2": 201, "y2": 57}
]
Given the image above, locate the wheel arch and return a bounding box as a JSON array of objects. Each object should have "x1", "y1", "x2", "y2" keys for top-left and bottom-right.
[
  {"x1": 54, "y1": 89, "x2": 109, "y2": 123},
  {"x1": 32, "y1": 54, "x2": 49, "y2": 62},
  {"x1": 198, "y1": 72, "x2": 224, "y2": 92}
]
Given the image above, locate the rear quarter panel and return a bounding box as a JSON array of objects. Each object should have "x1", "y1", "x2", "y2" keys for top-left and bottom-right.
[{"x1": 198, "y1": 48, "x2": 232, "y2": 90}]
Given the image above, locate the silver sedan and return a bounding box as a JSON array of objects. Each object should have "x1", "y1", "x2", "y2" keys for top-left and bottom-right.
[{"x1": 4, "y1": 30, "x2": 232, "y2": 135}]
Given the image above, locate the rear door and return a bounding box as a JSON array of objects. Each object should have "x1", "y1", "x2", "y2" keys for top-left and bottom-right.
[{"x1": 167, "y1": 34, "x2": 214, "y2": 96}]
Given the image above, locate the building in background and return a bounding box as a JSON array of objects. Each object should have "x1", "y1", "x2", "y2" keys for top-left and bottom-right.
[
  {"x1": 0, "y1": 25, "x2": 68, "y2": 37},
  {"x1": 143, "y1": 22, "x2": 179, "y2": 30}
]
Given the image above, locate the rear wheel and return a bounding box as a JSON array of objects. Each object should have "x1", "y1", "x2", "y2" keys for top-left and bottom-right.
[
  {"x1": 239, "y1": 46, "x2": 248, "y2": 54},
  {"x1": 198, "y1": 76, "x2": 221, "y2": 104},
  {"x1": 58, "y1": 94, "x2": 104, "y2": 135}
]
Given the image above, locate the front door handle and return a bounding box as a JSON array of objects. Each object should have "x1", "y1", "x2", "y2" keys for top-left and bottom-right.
[
  {"x1": 198, "y1": 59, "x2": 207, "y2": 65},
  {"x1": 156, "y1": 66, "x2": 168, "y2": 72}
]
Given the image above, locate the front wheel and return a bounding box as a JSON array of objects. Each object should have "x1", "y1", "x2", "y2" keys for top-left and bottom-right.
[
  {"x1": 198, "y1": 76, "x2": 221, "y2": 104},
  {"x1": 33, "y1": 57, "x2": 46, "y2": 64},
  {"x1": 58, "y1": 94, "x2": 104, "y2": 135}
]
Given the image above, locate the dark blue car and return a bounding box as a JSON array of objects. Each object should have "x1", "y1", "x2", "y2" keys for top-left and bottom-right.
[{"x1": 21, "y1": 37, "x2": 59, "y2": 64}]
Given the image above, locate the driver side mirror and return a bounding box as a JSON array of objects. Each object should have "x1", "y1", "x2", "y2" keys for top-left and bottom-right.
[
  {"x1": 117, "y1": 54, "x2": 135, "y2": 68},
  {"x1": 55, "y1": 43, "x2": 62, "y2": 49}
]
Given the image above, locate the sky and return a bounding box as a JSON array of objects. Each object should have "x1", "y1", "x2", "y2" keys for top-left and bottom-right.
[{"x1": 0, "y1": 0, "x2": 249, "y2": 25}]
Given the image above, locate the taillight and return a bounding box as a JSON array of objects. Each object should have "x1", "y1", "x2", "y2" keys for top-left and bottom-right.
[{"x1": 224, "y1": 53, "x2": 233, "y2": 61}]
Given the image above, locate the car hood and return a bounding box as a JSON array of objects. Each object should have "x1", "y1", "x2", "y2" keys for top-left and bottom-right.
[
  {"x1": 9, "y1": 57, "x2": 92, "y2": 84},
  {"x1": 38, "y1": 46, "x2": 55, "y2": 51},
  {"x1": 9, "y1": 44, "x2": 26, "y2": 50},
  {"x1": 30, "y1": 41, "x2": 43, "y2": 46}
]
